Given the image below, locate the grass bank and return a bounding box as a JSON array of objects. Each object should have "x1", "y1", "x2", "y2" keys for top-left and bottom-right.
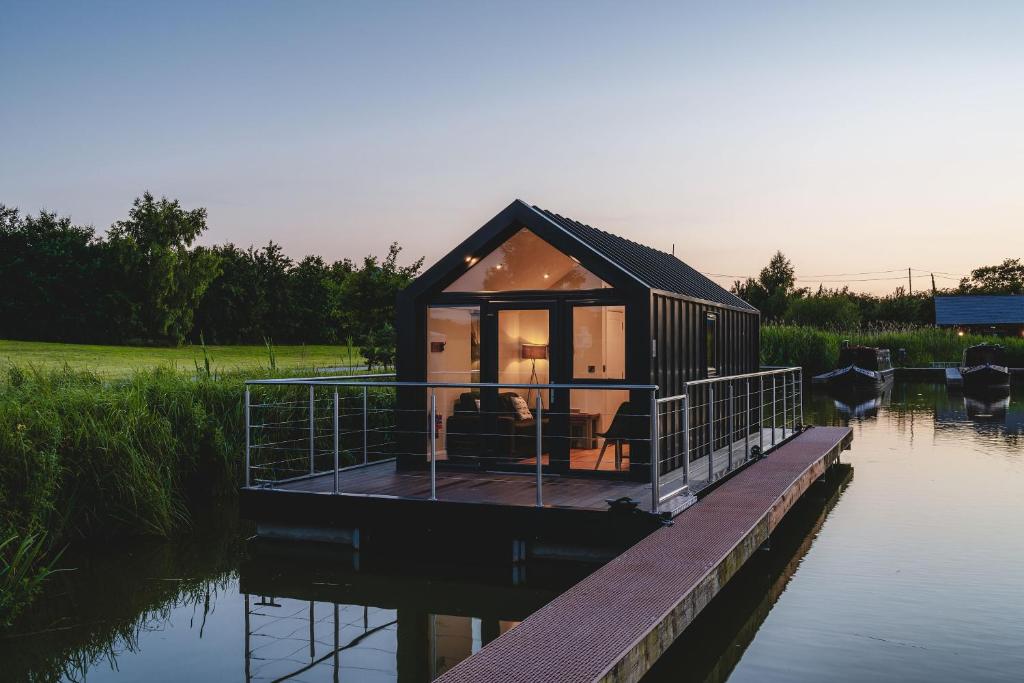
[
  {"x1": 761, "y1": 325, "x2": 1024, "y2": 375},
  {"x1": 0, "y1": 339, "x2": 363, "y2": 377},
  {"x1": 0, "y1": 362, "x2": 386, "y2": 626}
]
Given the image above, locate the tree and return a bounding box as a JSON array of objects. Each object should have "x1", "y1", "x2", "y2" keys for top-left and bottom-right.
[
  {"x1": 330, "y1": 243, "x2": 423, "y2": 344},
  {"x1": 0, "y1": 206, "x2": 113, "y2": 342},
  {"x1": 785, "y1": 294, "x2": 862, "y2": 329},
  {"x1": 958, "y1": 258, "x2": 1024, "y2": 295},
  {"x1": 107, "y1": 193, "x2": 221, "y2": 344},
  {"x1": 732, "y1": 251, "x2": 801, "y2": 321}
]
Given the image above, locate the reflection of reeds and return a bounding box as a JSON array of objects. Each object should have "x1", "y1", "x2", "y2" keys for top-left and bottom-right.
[
  {"x1": 762, "y1": 324, "x2": 1024, "y2": 375},
  {"x1": 2, "y1": 508, "x2": 243, "y2": 682}
]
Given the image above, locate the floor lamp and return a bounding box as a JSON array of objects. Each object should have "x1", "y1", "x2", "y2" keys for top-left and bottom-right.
[{"x1": 521, "y1": 344, "x2": 548, "y2": 407}]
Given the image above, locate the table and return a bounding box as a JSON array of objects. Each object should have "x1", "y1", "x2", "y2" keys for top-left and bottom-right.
[{"x1": 569, "y1": 411, "x2": 600, "y2": 449}]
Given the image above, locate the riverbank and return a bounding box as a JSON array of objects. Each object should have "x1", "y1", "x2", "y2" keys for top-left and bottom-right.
[
  {"x1": 761, "y1": 325, "x2": 1024, "y2": 375},
  {"x1": 0, "y1": 339, "x2": 363, "y2": 377}
]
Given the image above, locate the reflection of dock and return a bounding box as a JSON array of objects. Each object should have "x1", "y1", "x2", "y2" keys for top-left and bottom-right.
[
  {"x1": 240, "y1": 547, "x2": 580, "y2": 682},
  {"x1": 946, "y1": 367, "x2": 963, "y2": 388},
  {"x1": 437, "y1": 426, "x2": 853, "y2": 683}
]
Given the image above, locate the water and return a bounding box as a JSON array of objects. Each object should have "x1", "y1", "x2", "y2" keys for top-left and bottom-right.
[{"x1": 4, "y1": 382, "x2": 1022, "y2": 682}]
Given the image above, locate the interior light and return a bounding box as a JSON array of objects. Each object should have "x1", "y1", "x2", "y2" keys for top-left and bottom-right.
[
  {"x1": 464, "y1": 256, "x2": 472, "y2": 263},
  {"x1": 543, "y1": 273, "x2": 550, "y2": 279},
  {"x1": 495, "y1": 263, "x2": 503, "y2": 269}
]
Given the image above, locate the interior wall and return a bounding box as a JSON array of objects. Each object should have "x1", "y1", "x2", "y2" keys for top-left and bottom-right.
[
  {"x1": 497, "y1": 309, "x2": 550, "y2": 408},
  {"x1": 426, "y1": 306, "x2": 480, "y2": 450}
]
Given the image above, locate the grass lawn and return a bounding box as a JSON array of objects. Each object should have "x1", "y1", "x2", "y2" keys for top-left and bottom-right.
[{"x1": 0, "y1": 339, "x2": 364, "y2": 376}]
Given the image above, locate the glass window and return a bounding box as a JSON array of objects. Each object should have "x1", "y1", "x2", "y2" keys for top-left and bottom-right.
[
  {"x1": 427, "y1": 306, "x2": 480, "y2": 451},
  {"x1": 705, "y1": 313, "x2": 717, "y2": 377},
  {"x1": 572, "y1": 305, "x2": 625, "y2": 380},
  {"x1": 444, "y1": 228, "x2": 609, "y2": 292},
  {"x1": 497, "y1": 308, "x2": 550, "y2": 408}
]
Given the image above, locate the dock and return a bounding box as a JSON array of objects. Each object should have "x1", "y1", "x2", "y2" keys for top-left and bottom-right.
[
  {"x1": 435, "y1": 425, "x2": 853, "y2": 683},
  {"x1": 945, "y1": 367, "x2": 963, "y2": 388}
]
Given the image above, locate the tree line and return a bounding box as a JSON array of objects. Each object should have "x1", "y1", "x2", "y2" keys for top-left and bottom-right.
[
  {"x1": 732, "y1": 251, "x2": 1023, "y2": 328},
  {"x1": 0, "y1": 194, "x2": 423, "y2": 348}
]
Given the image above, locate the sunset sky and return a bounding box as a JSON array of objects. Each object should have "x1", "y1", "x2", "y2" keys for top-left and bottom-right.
[{"x1": 3, "y1": 1, "x2": 1022, "y2": 294}]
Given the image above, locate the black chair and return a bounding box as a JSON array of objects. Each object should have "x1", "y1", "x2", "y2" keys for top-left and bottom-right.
[{"x1": 594, "y1": 402, "x2": 645, "y2": 470}]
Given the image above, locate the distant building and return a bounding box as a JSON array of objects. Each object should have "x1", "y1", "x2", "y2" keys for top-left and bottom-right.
[{"x1": 934, "y1": 295, "x2": 1024, "y2": 337}]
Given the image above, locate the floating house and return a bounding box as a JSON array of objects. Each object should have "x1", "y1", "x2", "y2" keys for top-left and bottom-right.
[
  {"x1": 240, "y1": 200, "x2": 807, "y2": 558},
  {"x1": 396, "y1": 199, "x2": 761, "y2": 480}
]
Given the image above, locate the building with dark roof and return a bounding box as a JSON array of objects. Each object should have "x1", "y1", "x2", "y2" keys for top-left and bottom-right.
[
  {"x1": 396, "y1": 199, "x2": 760, "y2": 479},
  {"x1": 934, "y1": 295, "x2": 1024, "y2": 336}
]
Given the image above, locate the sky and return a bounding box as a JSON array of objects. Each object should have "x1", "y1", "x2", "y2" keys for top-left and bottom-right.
[{"x1": 2, "y1": 1, "x2": 1022, "y2": 294}]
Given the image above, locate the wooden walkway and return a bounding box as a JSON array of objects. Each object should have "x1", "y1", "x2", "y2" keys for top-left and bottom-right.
[{"x1": 435, "y1": 425, "x2": 853, "y2": 683}]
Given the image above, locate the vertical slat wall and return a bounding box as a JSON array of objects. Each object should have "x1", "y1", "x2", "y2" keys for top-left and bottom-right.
[{"x1": 652, "y1": 294, "x2": 760, "y2": 472}]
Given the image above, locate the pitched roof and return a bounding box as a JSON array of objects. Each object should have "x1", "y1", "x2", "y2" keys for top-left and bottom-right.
[
  {"x1": 533, "y1": 206, "x2": 757, "y2": 312},
  {"x1": 934, "y1": 295, "x2": 1024, "y2": 325}
]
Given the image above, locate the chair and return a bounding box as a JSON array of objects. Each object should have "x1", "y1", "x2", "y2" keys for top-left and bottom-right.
[{"x1": 594, "y1": 402, "x2": 644, "y2": 471}]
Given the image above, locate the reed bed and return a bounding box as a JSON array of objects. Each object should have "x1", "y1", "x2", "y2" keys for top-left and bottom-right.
[{"x1": 761, "y1": 324, "x2": 1024, "y2": 375}]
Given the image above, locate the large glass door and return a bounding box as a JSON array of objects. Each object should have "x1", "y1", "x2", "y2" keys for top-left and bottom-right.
[{"x1": 481, "y1": 302, "x2": 566, "y2": 470}]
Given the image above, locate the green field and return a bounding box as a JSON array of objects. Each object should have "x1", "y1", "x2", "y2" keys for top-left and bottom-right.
[{"x1": 0, "y1": 340, "x2": 363, "y2": 376}]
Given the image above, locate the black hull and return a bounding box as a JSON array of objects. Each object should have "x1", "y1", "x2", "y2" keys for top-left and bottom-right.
[
  {"x1": 813, "y1": 366, "x2": 894, "y2": 395},
  {"x1": 961, "y1": 364, "x2": 1010, "y2": 392}
]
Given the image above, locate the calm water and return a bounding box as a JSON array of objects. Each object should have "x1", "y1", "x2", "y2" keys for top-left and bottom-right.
[{"x1": 4, "y1": 382, "x2": 1023, "y2": 682}]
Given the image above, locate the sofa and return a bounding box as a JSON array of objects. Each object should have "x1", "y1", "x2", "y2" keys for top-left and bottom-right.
[{"x1": 445, "y1": 391, "x2": 550, "y2": 461}]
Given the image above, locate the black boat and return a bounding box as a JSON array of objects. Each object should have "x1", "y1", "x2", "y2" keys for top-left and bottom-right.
[
  {"x1": 960, "y1": 343, "x2": 1010, "y2": 392},
  {"x1": 813, "y1": 344, "x2": 894, "y2": 394}
]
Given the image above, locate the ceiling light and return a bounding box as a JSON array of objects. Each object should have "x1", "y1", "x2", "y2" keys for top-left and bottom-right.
[{"x1": 543, "y1": 273, "x2": 550, "y2": 279}]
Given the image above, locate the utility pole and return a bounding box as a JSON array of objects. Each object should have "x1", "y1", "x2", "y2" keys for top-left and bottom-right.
[
  {"x1": 908, "y1": 267, "x2": 912, "y2": 295},
  {"x1": 931, "y1": 273, "x2": 937, "y2": 295}
]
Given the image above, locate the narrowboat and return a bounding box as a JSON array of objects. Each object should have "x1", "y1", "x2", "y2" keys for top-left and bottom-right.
[
  {"x1": 960, "y1": 343, "x2": 1010, "y2": 392},
  {"x1": 812, "y1": 344, "x2": 894, "y2": 394}
]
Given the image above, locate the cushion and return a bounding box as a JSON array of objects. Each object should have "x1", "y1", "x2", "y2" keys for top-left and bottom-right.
[{"x1": 509, "y1": 395, "x2": 533, "y2": 421}]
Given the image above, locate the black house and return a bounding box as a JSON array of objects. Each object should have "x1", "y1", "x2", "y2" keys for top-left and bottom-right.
[{"x1": 396, "y1": 199, "x2": 760, "y2": 480}]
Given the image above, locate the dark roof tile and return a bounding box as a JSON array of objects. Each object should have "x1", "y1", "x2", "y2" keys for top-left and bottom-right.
[{"x1": 533, "y1": 206, "x2": 757, "y2": 312}]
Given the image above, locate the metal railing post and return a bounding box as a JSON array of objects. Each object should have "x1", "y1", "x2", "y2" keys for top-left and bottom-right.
[
  {"x1": 309, "y1": 385, "x2": 316, "y2": 475},
  {"x1": 783, "y1": 372, "x2": 788, "y2": 438},
  {"x1": 708, "y1": 384, "x2": 715, "y2": 482},
  {"x1": 650, "y1": 390, "x2": 660, "y2": 513},
  {"x1": 727, "y1": 383, "x2": 734, "y2": 471},
  {"x1": 333, "y1": 391, "x2": 339, "y2": 495},
  {"x1": 771, "y1": 375, "x2": 777, "y2": 447},
  {"x1": 681, "y1": 394, "x2": 690, "y2": 484},
  {"x1": 744, "y1": 379, "x2": 750, "y2": 462},
  {"x1": 535, "y1": 394, "x2": 543, "y2": 507},
  {"x1": 759, "y1": 376, "x2": 764, "y2": 453},
  {"x1": 798, "y1": 368, "x2": 804, "y2": 427},
  {"x1": 362, "y1": 385, "x2": 369, "y2": 464},
  {"x1": 244, "y1": 388, "x2": 251, "y2": 488},
  {"x1": 429, "y1": 390, "x2": 437, "y2": 501}
]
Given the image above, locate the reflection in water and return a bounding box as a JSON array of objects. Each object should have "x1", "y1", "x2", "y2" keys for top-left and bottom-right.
[
  {"x1": 238, "y1": 545, "x2": 579, "y2": 682},
  {"x1": 830, "y1": 382, "x2": 893, "y2": 420},
  {"x1": 4, "y1": 383, "x2": 1023, "y2": 682},
  {"x1": 644, "y1": 464, "x2": 853, "y2": 683}
]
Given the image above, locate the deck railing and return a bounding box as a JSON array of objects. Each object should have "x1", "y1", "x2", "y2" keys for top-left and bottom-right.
[
  {"x1": 652, "y1": 367, "x2": 803, "y2": 507},
  {"x1": 243, "y1": 368, "x2": 803, "y2": 514}
]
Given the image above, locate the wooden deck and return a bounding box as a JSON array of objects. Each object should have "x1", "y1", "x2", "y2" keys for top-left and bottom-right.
[
  {"x1": 275, "y1": 461, "x2": 653, "y2": 511},
  {"x1": 435, "y1": 425, "x2": 853, "y2": 683}
]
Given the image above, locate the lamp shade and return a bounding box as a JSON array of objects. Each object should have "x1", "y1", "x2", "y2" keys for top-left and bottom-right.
[{"x1": 521, "y1": 343, "x2": 548, "y2": 360}]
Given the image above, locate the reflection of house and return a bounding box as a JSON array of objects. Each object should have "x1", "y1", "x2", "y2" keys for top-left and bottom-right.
[
  {"x1": 935, "y1": 295, "x2": 1024, "y2": 337},
  {"x1": 396, "y1": 199, "x2": 760, "y2": 480}
]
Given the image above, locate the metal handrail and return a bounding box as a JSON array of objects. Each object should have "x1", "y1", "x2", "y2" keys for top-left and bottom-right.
[{"x1": 244, "y1": 368, "x2": 804, "y2": 516}]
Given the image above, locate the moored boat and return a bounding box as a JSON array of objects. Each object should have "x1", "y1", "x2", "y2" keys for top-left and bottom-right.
[
  {"x1": 813, "y1": 344, "x2": 894, "y2": 394},
  {"x1": 960, "y1": 343, "x2": 1010, "y2": 392}
]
